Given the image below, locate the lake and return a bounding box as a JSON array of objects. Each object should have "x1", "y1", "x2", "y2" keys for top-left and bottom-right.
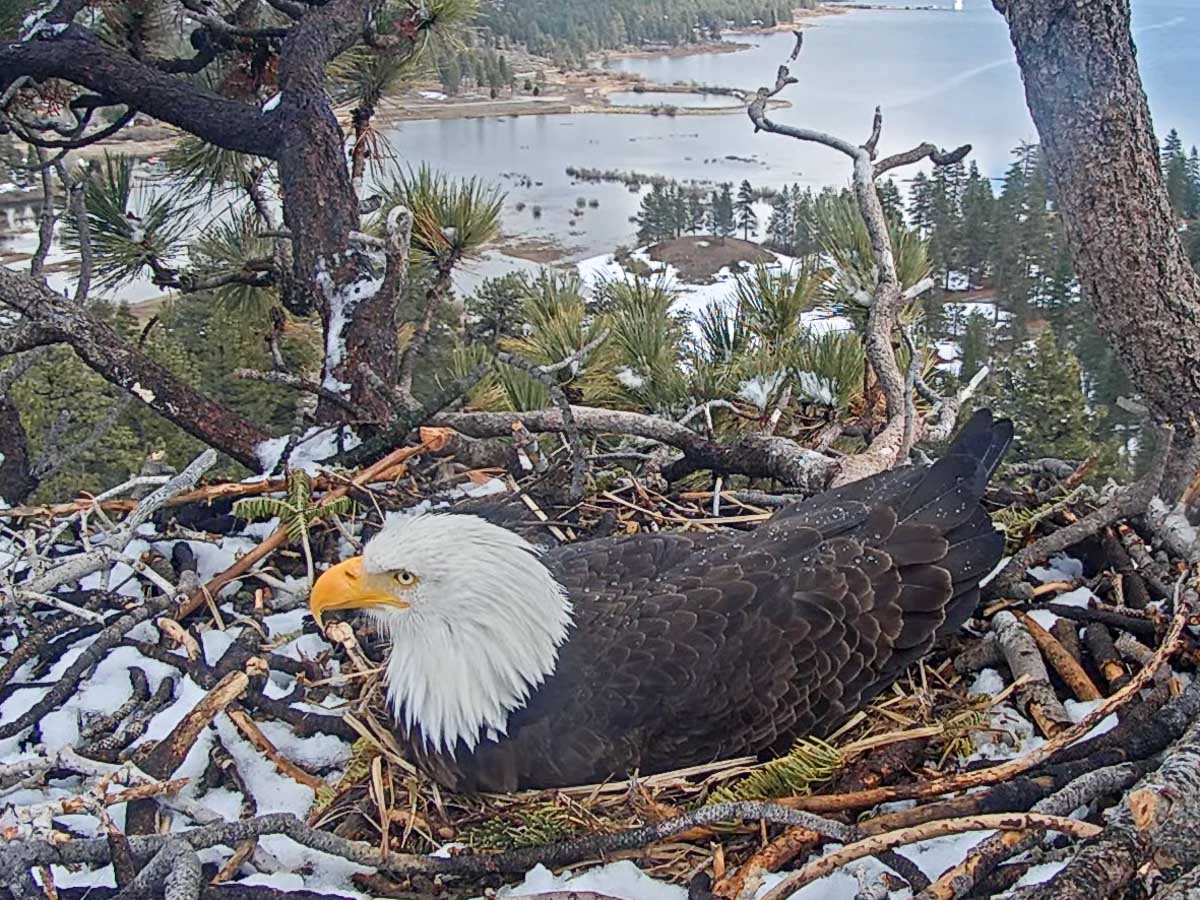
[
  {"x1": 384, "y1": 0, "x2": 1200, "y2": 288},
  {"x1": 5, "y1": 0, "x2": 1198, "y2": 300}
]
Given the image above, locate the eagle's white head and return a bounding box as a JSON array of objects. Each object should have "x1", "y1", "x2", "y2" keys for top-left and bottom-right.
[{"x1": 309, "y1": 513, "x2": 573, "y2": 755}]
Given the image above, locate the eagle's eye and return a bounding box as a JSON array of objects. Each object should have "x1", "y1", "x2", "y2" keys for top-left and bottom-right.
[{"x1": 394, "y1": 569, "x2": 418, "y2": 587}]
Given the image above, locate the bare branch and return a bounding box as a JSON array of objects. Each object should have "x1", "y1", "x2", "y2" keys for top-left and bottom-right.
[
  {"x1": 864, "y1": 105, "x2": 883, "y2": 158},
  {"x1": 437, "y1": 406, "x2": 837, "y2": 490},
  {"x1": 874, "y1": 142, "x2": 972, "y2": 178},
  {"x1": 986, "y1": 422, "x2": 1174, "y2": 598},
  {"x1": 233, "y1": 368, "x2": 362, "y2": 417}
]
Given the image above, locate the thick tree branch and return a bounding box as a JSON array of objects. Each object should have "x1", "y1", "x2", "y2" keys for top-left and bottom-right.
[
  {"x1": 1, "y1": 27, "x2": 278, "y2": 156},
  {"x1": 0, "y1": 267, "x2": 270, "y2": 470},
  {"x1": 436, "y1": 406, "x2": 837, "y2": 490}
]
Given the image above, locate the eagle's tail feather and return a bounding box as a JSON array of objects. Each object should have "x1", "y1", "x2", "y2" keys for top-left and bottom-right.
[{"x1": 884, "y1": 410, "x2": 1011, "y2": 664}]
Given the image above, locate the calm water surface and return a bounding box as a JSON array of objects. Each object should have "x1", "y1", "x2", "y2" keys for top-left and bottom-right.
[
  {"x1": 5, "y1": 0, "x2": 1197, "y2": 299},
  {"x1": 386, "y1": 0, "x2": 1200, "y2": 275}
]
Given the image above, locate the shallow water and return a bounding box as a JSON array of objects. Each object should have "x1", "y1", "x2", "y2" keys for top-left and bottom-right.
[
  {"x1": 604, "y1": 91, "x2": 743, "y2": 108},
  {"x1": 5, "y1": 0, "x2": 1197, "y2": 301}
]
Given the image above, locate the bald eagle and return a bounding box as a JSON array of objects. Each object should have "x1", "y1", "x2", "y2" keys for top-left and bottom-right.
[{"x1": 310, "y1": 410, "x2": 1012, "y2": 792}]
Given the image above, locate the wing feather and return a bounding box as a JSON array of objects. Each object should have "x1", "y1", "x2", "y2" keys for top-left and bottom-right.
[{"x1": 409, "y1": 411, "x2": 1012, "y2": 791}]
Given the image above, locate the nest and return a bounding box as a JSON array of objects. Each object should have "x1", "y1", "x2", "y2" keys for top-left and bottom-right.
[{"x1": 1, "y1": 439, "x2": 1198, "y2": 900}]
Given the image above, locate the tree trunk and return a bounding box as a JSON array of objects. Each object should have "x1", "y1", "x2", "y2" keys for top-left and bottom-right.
[
  {"x1": 274, "y1": 0, "x2": 399, "y2": 424},
  {"x1": 996, "y1": 0, "x2": 1200, "y2": 500},
  {"x1": 0, "y1": 269, "x2": 270, "y2": 471}
]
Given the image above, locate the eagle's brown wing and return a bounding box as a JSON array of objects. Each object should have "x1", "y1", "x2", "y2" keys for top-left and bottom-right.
[{"x1": 414, "y1": 411, "x2": 1012, "y2": 792}]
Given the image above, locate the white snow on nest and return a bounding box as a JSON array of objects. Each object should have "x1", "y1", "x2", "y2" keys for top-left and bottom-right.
[
  {"x1": 1028, "y1": 554, "x2": 1084, "y2": 585},
  {"x1": 0, "y1": 467, "x2": 1078, "y2": 899},
  {"x1": 254, "y1": 425, "x2": 362, "y2": 475},
  {"x1": 502, "y1": 861, "x2": 686, "y2": 899}
]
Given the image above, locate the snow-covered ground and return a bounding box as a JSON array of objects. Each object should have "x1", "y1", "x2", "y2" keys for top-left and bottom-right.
[{"x1": 576, "y1": 246, "x2": 855, "y2": 336}]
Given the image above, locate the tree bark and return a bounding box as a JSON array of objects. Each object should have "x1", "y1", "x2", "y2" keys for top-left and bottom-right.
[
  {"x1": 0, "y1": 269, "x2": 270, "y2": 470},
  {"x1": 996, "y1": 0, "x2": 1200, "y2": 500},
  {"x1": 0, "y1": 27, "x2": 277, "y2": 157},
  {"x1": 273, "y1": 0, "x2": 402, "y2": 423}
]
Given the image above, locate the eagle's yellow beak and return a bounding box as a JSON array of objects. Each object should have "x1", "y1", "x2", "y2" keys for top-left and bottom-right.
[{"x1": 309, "y1": 556, "x2": 408, "y2": 631}]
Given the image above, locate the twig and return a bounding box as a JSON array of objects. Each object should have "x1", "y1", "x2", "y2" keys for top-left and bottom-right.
[
  {"x1": 781, "y1": 587, "x2": 1193, "y2": 814},
  {"x1": 915, "y1": 761, "x2": 1148, "y2": 900},
  {"x1": 986, "y1": 422, "x2": 1173, "y2": 597},
  {"x1": 495, "y1": 334, "x2": 609, "y2": 503},
  {"x1": 762, "y1": 814, "x2": 1100, "y2": 900},
  {"x1": 179, "y1": 434, "x2": 448, "y2": 619},
  {"x1": 0, "y1": 595, "x2": 176, "y2": 740},
  {"x1": 233, "y1": 368, "x2": 362, "y2": 418}
]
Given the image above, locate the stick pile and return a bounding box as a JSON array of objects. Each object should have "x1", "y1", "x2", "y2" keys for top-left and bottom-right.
[{"x1": 1, "y1": 436, "x2": 1197, "y2": 900}]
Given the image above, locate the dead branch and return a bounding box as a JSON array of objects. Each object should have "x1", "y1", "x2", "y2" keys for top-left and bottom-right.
[
  {"x1": 781, "y1": 588, "x2": 1193, "y2": 814},
  {"x1": 0, "y1": 594, "x2": 176, "y2": 741},
  {"x1": 916, "y1": 760, "x2": 1148, "y2": 900},
  {"x1": 437, "y1": 406, "x2": 837, "y2": 490},
  {"x1": 178, "y1": 434, "x2": 448, "y2": 619},
  {"x1": 1018, "y1": 612, "x2": 1103, "y2": 701},
  {"x1": 986, "y1": 422, "x2": 1173, "y2": 597},
  {"x1": 233, "y1": 368, "x2": 363, "y2": 418},
  {"x1": 226, "y1": 705, "x2": 324, "y2": 791},
  {"x1": 745, "y1": 34, "x2": 973, "y2": 485},
  {"x1": 495, "y1": 331, "x2": 610, "y2": 503},
  {"x1": 1015, "y1": 706, "x2": 1200, "y2": 899},
  {"x1": 762, "y1": 813, "x2": 1101, "y2": 900},
  {"x1": 992, "y1": 611, "x2": 1073, "y2": 736},
  {"x1": 1085, "y1": 623, "x2": 1132, "y2": 692}
]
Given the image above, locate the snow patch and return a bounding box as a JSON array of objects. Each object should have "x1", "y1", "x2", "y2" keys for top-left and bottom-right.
[
  {"x1": 254, "y1": 426, "x2": 362, "y2": 475},
  {"x1": 1028, "y1": 554, "x2": 1083, "y2": 584},
  {"x1": 615, "y1": 366, "x2": 646, "y2": 390},
  {"x1": 502, "y1": 861, "x2": 685, "y2": 900},
  {"x1": 794, "y1": 370, "x2": 837, "y2": 406},
  {"x1": 737, "y1": 371, "x2": 786, "y2": 410}
]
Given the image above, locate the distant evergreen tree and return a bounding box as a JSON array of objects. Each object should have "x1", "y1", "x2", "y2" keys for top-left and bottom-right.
[
  {"x1": 735, "y1": 179, "x2": 758, "y2": 240},
  {"x1": 636, "y1": 183, "x2": 671, "y2": 243},
  {"x1": 792, "y1": 185, "x2": 819, "y2": 256},
  {"x1": 709, "y1": 183, "x2": 735, "y2": 240},
  {"x1": 958, "y1": 310, "x2": 992, "y2": 382},
  {"x1": 991, "y1": 143, "x2": 1048, "y2": 336},
  {"x1": 987, "y1": 328, "x2": 1095, "y2": 463},
  {"x1": 439, "y1": 56, "x2": 462, "y2": 95},
  {"x1": 877, "y1": 178, "x2": 904, "y2": 224},
  {"x1": 1187, "y1": 148, "x2": 1200, "y2": 219},
  {"x1": 766, "y1": 189, "x2": 795, "y2": 252},
  {"x1": 1162, "y1": 129, "x2": 1192, "y2": 217},
  {"x1": 959, "y1": 162, "x2": 995, "y2": 289},
  {"x1": 687, "y1": 193, "x2": 706, "y2": 233},
  {"x1": 467, "y1": 273, "x2": 530, "y2": 347},
  {"x1": 908, "y1": 171, "x2": 935, "y2": 236}
]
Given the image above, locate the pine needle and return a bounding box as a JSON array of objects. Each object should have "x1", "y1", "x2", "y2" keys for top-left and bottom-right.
[{"x1": 709, "y1": 737, "x2": 843, "y2": 804}]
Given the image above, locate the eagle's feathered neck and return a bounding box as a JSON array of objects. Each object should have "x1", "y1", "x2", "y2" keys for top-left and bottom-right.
[{"x1": 365, "y1": 513, "x2": 573, "y2": 755}]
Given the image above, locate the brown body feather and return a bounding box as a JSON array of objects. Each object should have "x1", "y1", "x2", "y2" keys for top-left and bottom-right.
[{"x1": 403, "y1": 411, "x2": 1013, "y2": 792}]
